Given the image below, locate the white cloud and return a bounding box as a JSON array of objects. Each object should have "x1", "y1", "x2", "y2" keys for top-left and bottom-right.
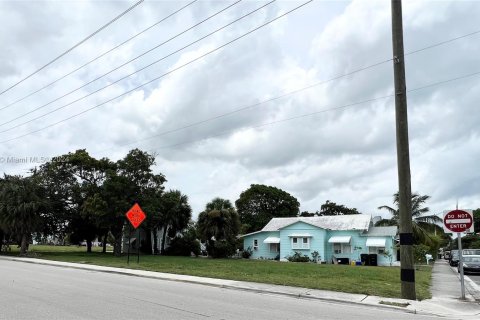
[{"x1": 0, "y1": 0, "x2": 479, "y2": 220}]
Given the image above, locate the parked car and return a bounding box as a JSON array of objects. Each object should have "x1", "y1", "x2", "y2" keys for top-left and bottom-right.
[
  {"x1": 444, "y1": 250, "x2": 451, "y2": 260},
  {"x1": 463, "y1": 249, "x2": 480, "y2": 256},
  {"x1": 449, "y1": 250, "x2": 459, "y2": 266},
  {"x1": 458, "y1": 255, "x2": 480, "y2": 274}
]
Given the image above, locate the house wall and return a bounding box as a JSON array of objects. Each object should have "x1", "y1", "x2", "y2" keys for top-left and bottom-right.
[
  {"x1": 243, "y1": 223, "x2": 397, "y2": 266},
  {"x1": 325, "y1": 230, "x2": 366, "y2": 264},
  {"x1": 243, "y1": 231, "x2": 280, "y2": 259},
  {"x1": 279, "y1": 222, "x2": 327, "y2": 262},
  {"x1": 324, "y1": 230, "x2": 397, "y2": 266}
]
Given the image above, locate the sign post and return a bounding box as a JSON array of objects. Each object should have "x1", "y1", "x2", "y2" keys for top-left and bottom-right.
[
  {"x1": 125, "y1": 203, "x2": 146, "y2": 264},
  {"x1": 443, "y1": 209, "x2": 474, "y2": 300}
]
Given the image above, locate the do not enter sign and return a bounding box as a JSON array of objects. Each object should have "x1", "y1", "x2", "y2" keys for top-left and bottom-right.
[{"x1": 443, "y1": 209, "x2": 473, "y2": 233}]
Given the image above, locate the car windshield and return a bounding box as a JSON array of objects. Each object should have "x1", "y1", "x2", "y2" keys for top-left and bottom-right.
[{"x1": 463, "y1": 257, "x2": 480, "y2": 262}]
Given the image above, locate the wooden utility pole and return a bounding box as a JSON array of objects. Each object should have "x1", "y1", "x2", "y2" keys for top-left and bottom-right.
[{"x1": 391, "y1": 0, "x2": 416, "y2": 300}]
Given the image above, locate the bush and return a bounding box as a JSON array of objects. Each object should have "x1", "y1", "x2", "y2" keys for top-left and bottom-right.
[
  {"x1": 413, "y1": 244, "x2": 434, "y2": 263},
  {"x1": 208, "y1": 239, "x2": 237, "y2": 258},
  {"x1": 242, "y1": 247, "x2": 253, "y2": 259},
  {"x1": 165, "y1": 236, "x2": 201, "y2": 257},
  {"x1": 286, "y1": 251, "x2": 311, "y2": 262}
]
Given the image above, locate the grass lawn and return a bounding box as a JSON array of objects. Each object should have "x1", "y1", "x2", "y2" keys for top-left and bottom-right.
[{"x1": 4, "y1": 245, "x2": 432, "y2": 300}]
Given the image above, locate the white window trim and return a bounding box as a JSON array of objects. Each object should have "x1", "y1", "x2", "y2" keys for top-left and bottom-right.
[
  {"x1": 368, "y1": 246, "x2": 385, "y2": 254},
  {"x1": 291, "y1": 237, "x2": 310, "y2": 250},
  {"x1": 269, "y1": 243, "x2": 280, "y2": 253},
  {"x1": 253, "y1": 239, "x2": 259, "y2": 250},
  {"x1": 333, "y1": 243, "x2": 352, "y2": 254}
]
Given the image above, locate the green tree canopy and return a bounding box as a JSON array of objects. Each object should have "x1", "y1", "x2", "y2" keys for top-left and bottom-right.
[
  {"x1": 318, "y1": 200, "x2": 360, "y2": 216},
  {"x1": 197, "y1": 198, "x2": 240, "y2": 258},
  {"x1": 235, "y1": 184, "x2": 299, "y2": 233},
  {"x1": 156, "y1": 190, "x2": 192, "y2": 255},
  {"x1": 376, "y1": 192, "x2": 444, "y2": 246},
  {"x1": 0, "y1": 175, "x2": 48, "y2": 254}
]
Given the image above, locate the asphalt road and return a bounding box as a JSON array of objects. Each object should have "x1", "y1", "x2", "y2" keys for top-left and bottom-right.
[
  {"x1": 467, "y1": 274, "x2": 480, "y2": 286},
  {"x1": 0, "y1": 260, "x2": 440, "y2": 320}
]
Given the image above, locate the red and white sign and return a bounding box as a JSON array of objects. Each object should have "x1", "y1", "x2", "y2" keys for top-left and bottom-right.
[
  {"x1": 443, "y1": 209, "x2": 474, "y2": 233},
  {"x1": 126, "y1": 203, "x2": 146, "y2": 229}
]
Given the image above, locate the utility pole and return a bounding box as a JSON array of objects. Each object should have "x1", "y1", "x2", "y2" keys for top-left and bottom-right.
[{"x1": 391, "y1": 0, "x2": 416, "y2": 300}]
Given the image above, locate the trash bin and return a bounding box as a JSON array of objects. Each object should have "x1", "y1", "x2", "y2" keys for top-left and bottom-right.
[
  {"x1": 361, "y1": 254, "x2": 369, "y2": 266},
  {"x1": 368, "y1": 254, "x2": 378, "y2": 266}
]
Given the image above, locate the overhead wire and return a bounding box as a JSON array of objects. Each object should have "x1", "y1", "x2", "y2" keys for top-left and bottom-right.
[
  {"x1": 0, "y1": 0, "x2": 198, "y2": 112},
  {"x1": 149, "y1": 70, "x2": 480, "y2": 151},
  {"x1": 92, "y1": 28, "x2": 480, "y2": 153},
  {"x1": 0, "y1": 0, "x2": 246, "y2": 128},
  {"x1": 0, "y1": 0, "x2": 144, "y2": 96},
  {"x1": 0, "y1": 0, "x2": 315, "y2": 144},
  {"x1": 0, "y1": 0, "x2": 285, "y2": 134}
]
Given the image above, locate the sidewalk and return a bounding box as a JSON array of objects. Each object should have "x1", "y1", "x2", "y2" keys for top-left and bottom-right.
[
  {"x1": 408, "y1": 259, "x2": 480, "y2": 318},
  {"x1": 2, "y1": 256, "x2": 479, "y2": 319}
]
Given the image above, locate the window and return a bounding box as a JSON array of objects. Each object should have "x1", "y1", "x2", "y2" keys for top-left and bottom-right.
[
  {"x1": 291, "y1": 237, "x2": 310, "y2": 249},
  {"x1": 334, "y1": 243, "x2": 342, "y2": 254},
  {"x1": 333, "y1": 243, "x2": 351, "y2": 254},
  {"x1": 269, "y1": 243, "x2": 279, "y2": 253},
  {"x1": 253, "y1": 239, "x2": 258, "y2": 250},
  {"x1": 369, "y1": 246, "x2": 385, "y2": 254}
]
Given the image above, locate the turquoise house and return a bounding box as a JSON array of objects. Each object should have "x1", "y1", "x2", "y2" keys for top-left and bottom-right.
[{"x1": 241, "y1": 215, "x2": 398, "y2": 266}]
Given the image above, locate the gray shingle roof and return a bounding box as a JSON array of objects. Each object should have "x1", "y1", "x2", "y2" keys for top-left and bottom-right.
[
  {"x1": 261, "y1": 214, "x2": 371, "y2": 231},
  {"x1": 362, "y1": 226, "x2": 398, "y2": 237}
]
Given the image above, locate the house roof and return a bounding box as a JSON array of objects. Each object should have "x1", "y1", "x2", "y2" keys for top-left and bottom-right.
[
  {"x1": 261, "y1": 214, "x2": 371, "y2": 232},
  {"x1": 362, "y1": 226, "x2": 398, "y2": 237}
]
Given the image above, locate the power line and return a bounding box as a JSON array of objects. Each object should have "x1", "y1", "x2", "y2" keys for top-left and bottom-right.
[
  {"x1": 1, "y1": 1, "x2": 476, "y2": 146},
  {"x1": 0, "y1": 0, "x2": 246, "y2": 129},
  {"x1": 2, "y1": 21, "x2": 478, "y2": 134},
  {"x1": 94, "y1": 28, "x2": 480, "y2": 154},
  {"x1": 0, "y1": 0, "x2": 274, "y2": 132},
  {"x1": 148, "y1": 71, "x2": 480, "y2": 151},
  {"x1": 0, "y1": 0, "x2": 198, "y2": 112},
  {"x1": 0, "y1": 0, "x2": 144, "y2": 96},
  {"x1": 0, "y1": 0, "x2": 314, "y2": 144}
]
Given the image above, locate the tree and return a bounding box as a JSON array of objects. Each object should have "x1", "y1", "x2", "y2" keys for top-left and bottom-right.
[
  {"x1": 0, "y1": 175, "x2": 47, "y2": 254},
  {"x1": 318, "y1": 200, "x2": 360, "y2": 216},
  {"x1": 473, "y1": 208, "x2": 480, "y2": 234},
  {"x1": 157, "y1": 190, "x2": 192, "y2": 255},
  {"x1": 101, "y1": 149, "x2": 166, "y2": 256},
  {"x1": 376, "y1": 192, "x2": 443, "y2": 246},
  {"x1": 197, "y1": 198, "x2": 240, "y2": 258},
  {"x1": 235, "y1": 184, "x2": 299, "y2": 233},
  {"x1": 44, "y1": 149, "x2": 114, "y2": 253}
]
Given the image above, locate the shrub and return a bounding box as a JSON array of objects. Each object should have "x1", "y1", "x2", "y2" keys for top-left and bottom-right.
[
  {"x1": 165, "y1": 236, "x2": 201, "y2": 257},
  {"x1": 208, "y1": 239, "x2": 237, "y2": 258},
  {"x1": 311, "y1": 251, "x2": 321, "y2": 263},
  {"x1": 286, "y1": 251, "x2": 310, "y2": 262},
  {"x1": 242, "y1": 246, "x2": 253, "y2": 259}
]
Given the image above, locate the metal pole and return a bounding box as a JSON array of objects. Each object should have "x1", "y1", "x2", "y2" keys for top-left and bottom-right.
[
  {"x1": 391, "y1": 0, "x2": 416, "y2": 300},
  {"x1": 127, "y1": 226, "x2": 131, "y2": 265},
  {"x1": 137, "y1": 228, "x2": 140, "y2": 264},
  {"x1": 457, "y1": 232, "x2": 466, "y2": 300}
]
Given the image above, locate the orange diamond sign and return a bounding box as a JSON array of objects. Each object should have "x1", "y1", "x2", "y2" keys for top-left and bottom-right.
[{"x1": 126, "y1": 203, "x2": 146, "y2": 229}]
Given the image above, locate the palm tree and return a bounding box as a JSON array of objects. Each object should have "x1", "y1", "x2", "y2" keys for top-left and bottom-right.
[
  {"x1": 0, "y1": 175, "x2": 47, "y2": 255},
  {"x1": 197, "y1": 198, "x2": 240, "y2": 258},
  {"x1": 159, "y1": 190, "x2": 191, "y2": 255},
  {"x1": 376, "y1": 192, "x2": 442, "y2": 245}
]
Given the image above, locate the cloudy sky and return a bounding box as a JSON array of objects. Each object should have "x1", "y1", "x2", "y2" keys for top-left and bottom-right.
[{"x1": 0, "y1": 0, "x2": 479, "y2": 220}]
